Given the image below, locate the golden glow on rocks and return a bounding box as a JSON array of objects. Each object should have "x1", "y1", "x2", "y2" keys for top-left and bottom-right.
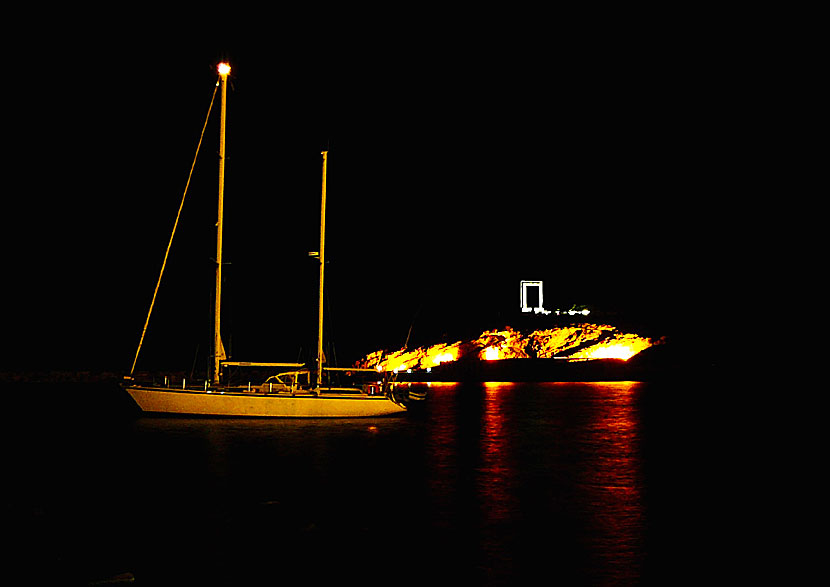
[
  {"x1": 569, "y1": 334, "x2": 654, "y2": 361},
  {"x1": 358, "y1": 324, "x2": 655, "y2": 371}
]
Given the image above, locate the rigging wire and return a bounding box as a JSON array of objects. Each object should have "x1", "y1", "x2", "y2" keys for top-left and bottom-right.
[{"x1": 130, "y1": 80, "x2": 220, "y2": 376}]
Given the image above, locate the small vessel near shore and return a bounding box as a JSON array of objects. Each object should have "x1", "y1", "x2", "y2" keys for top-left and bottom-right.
[{"x1": 123, "y1": 63, "x2": 406, "y2": 417}]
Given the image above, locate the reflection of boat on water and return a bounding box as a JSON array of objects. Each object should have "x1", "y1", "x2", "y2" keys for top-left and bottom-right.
[{"x1": 123, "y1": 63, "x2": 406, "y2": 417}]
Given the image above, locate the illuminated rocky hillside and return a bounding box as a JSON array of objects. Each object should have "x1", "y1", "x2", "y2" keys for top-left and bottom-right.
[{"x1": 356, "y1": 324, "x2": 656, "y2": 373}]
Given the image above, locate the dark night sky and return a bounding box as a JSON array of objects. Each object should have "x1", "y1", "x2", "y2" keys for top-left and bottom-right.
[{"x1": 3, "y1": 18, "x2": 746, "y2": 373}]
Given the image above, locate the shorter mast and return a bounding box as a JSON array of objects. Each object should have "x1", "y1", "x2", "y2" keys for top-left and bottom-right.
[{"x1": 316, "y1": 151, "x2": 328, "y2": 389}]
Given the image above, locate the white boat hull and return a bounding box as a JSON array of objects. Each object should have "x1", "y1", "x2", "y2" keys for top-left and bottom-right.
[{"x1": 126, "y1": 386, "x2": 407, "y2": 418}]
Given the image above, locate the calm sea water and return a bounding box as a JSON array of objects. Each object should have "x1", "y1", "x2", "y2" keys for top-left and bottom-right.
[{"x1": 2, "y1": 380, "x2": 736, "y2": 585}]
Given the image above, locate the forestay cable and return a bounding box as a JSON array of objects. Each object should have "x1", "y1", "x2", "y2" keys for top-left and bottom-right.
[{"x1": 130, "y1": 81, "x2": 219, "y2": 376}]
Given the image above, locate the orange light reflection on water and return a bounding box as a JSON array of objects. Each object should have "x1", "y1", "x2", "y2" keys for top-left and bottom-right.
[
  {"x1": 422, "y1": 381, "x2": 647, "y2": 582},
  {"x1": 578, "y1": 381, "x2": 645, "y2": 580},
  {"x1": 479, "y1": 383, "x2": 517, "y2": 526}
]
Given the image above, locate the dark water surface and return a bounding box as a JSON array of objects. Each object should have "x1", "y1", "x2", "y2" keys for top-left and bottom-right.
[{"x1": 3, "y1": 380, "x2": 733, "y2": 585}]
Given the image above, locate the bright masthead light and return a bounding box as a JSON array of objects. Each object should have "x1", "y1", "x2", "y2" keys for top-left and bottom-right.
[{"x1": 217, "y1": 62, "x2": 231, "y2": 76}]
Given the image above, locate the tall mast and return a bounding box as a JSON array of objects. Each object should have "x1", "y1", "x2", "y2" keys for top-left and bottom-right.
[
  {"x1": 213, "y1": 62, "x2": 231, "y2": 386},
  {"x1": 316, "y1": 151, "x2": 328, "y2": 389}
]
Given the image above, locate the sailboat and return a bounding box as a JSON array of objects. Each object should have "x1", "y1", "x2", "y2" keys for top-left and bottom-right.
[{"x1": 122, "y1": 63, "x2": 406, "y2": 417}]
